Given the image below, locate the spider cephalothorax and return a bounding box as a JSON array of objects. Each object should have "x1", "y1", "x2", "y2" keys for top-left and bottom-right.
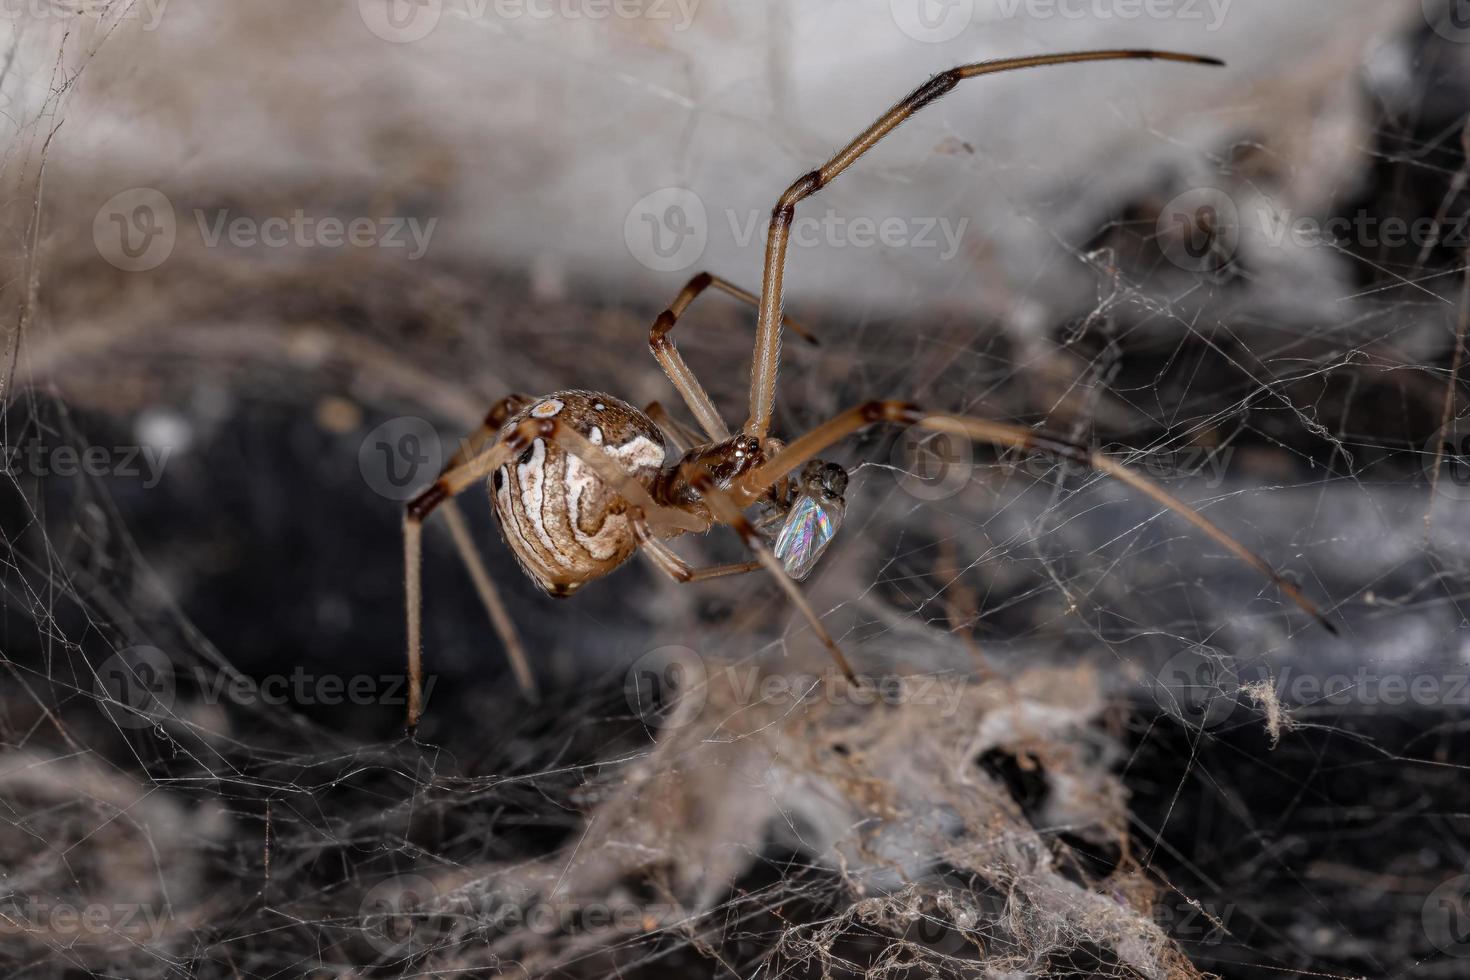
[{"x1": 400, "y1": 49, "x2": 1335, "y2": 730}]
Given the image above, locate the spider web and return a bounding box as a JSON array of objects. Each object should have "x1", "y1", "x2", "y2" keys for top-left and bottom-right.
[{"x1": 1, "y1": 2, "x2": 1468, "y2": 978}]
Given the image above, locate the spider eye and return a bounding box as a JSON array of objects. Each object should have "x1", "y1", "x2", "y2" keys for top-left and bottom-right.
[{"x1": 729, "y1": 436, "x2": 761, "y2": 465}]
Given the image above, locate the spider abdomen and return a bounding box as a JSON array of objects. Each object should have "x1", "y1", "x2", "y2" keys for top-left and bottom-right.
[{"x1": 490, "y1": 390, "x2": 666, "y2": 597}]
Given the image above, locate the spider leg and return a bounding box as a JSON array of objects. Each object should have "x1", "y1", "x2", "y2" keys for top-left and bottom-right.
[
  {"x1": 682, "y1": 467, "x2": 858, "y2": 681},
  {"x1": 438, "y1": 503, "x2": 537, "y2": 701},
  {"x1": 643, "y1": 400, "x2": 704, "y2": 454},
  {"x1": 650, "y1": 271, "x2": 817, "y2": 442},
  {"x1": 445, "y1": 394, "x2": 532, "y2": 468},
  {"x1": 405, "y1": 438, "x2": 522, "y2": 733},
  {"x1": 743, "y1": 49, "x2": 1223, "y2": 439},
  {"x1": 742, "y1": 400, "x2": 1337, "y2": 633},
  {"x1": 634, "y1": 518, "x2": 762, "y2": 582},
  {"x1": 435, "y1": 395, "x2": 539, "y2": 701},
  {"x1": 404, "y1": 412, "x2": 711, "y2": 731}
]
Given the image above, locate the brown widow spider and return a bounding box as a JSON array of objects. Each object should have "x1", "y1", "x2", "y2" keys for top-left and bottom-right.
[{"x1": 402, "y1": 48, "x2": 1335, "y2": 730}]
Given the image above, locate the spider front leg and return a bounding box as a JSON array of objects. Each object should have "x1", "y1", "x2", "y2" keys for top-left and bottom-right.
[
  {"x1": 742, "y1": 401, "x2": 1337, "y2": 633},
  {"x1": 742, "y1": 49, "x2": 1223, "y2": 438},
  {"x1": 649, "y1": 270, "x2": 818, "y2": 442},
  {"x1": 679, "y1": 465, "x2": 858, "y2": 682}
]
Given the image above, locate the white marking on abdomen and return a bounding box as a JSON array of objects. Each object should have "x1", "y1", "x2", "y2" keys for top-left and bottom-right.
[
  {"x1": 563, "y1": 432, "x2": 664, "y2": 562},
  {"x1": 565, "y1": 453, "x2": 624, "y2": 561},
  {"x1": 516, "y1": 439, "x2": 572, "y2": 566},
  {"x1": 606, "y1": 435, "x2": 665, "y2": 469}
]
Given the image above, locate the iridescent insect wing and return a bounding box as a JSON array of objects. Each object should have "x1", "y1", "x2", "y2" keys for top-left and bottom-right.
[{"x1": 772, "y1": 492, "x2": 846, "y2": 580}]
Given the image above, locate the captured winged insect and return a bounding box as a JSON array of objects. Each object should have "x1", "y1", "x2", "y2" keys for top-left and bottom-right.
[{"x1": 773, "y1": 461, "x2": 849, "y2": 581}]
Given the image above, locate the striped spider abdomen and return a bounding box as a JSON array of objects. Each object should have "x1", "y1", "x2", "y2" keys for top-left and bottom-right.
[{"x1": 490, "y1": 390, "x2": 666, "y2": 597}]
